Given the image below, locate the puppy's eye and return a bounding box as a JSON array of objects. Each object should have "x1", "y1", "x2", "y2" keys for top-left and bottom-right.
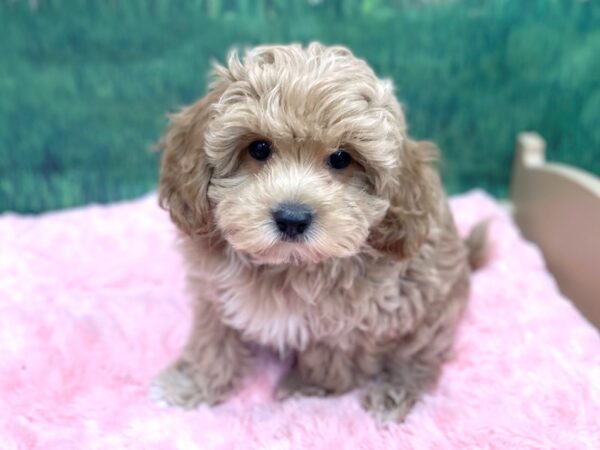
[
  {"x1": 248, "y1": 140, "x2": 271, "y2": 161},
  {"x1": 328, "y1": 149, "x2": 352, "y2": 170}
]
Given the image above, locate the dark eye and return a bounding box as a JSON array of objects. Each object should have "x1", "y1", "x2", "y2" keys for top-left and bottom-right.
[
  {"x1": 328, "y1": 149, "x2": 352, "y2": 170},
  {"x1": 248, "y1": 140, "x2": 271, "y2": 161}
]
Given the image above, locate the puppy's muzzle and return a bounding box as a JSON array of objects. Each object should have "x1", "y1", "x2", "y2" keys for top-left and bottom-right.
[{"x1": 272, "y1": 203, "x2": 313, "y2": 240}]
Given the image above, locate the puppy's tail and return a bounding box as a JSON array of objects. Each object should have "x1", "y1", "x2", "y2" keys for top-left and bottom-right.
[{"x1": 464, "y1": 220, "x2": 490, "y2": 271}]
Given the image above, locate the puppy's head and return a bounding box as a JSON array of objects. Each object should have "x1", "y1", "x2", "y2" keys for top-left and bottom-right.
[{"x1": 159, "y1": 43, "x2": 440, "y2": 265}]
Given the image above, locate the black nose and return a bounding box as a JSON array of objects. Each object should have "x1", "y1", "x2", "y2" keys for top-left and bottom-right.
[{"x1": 272, "y1": 203, "x2": 313, "y2": 239}]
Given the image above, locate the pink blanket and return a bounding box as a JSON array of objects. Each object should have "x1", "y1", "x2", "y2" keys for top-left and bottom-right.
[{"x1": 1, "y1": 191, "x2": 599, "y2": 449}]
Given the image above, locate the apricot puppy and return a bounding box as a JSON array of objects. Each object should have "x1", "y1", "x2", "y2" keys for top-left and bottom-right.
[{"x1": 151, "y1": 43, "x2": 480, "y2": 422}]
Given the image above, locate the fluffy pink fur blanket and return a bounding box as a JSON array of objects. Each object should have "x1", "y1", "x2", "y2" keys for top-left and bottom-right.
[{"x1": 1, "y1": 191, "x2": 599, "y2": 449}]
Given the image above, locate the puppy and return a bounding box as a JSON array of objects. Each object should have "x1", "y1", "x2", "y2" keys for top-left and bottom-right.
[{"x1": 151, "y1": 43, "x2": 483, "y2": 422}]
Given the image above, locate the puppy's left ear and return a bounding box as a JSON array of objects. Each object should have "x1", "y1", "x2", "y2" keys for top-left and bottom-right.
[{"x1": 369, "y1": 139, "x2": 441, "y2": 259}]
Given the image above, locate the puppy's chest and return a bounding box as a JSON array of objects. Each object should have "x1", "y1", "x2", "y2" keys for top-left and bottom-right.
[
  {"x1": 216, "y1": 281, "x2": 323, "y2": 352},
  {"x1": 214, "y1": 264, "x2": 416, "y2": 352}
]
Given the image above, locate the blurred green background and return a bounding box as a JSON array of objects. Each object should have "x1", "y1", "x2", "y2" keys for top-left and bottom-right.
[{"x1": 1, "y1": 0, "x2": 599, "y2": 213}]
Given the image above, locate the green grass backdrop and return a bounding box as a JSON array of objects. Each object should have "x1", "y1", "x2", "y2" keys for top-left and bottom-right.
[{"x1": 1, "y1": 0, "x2": 599, "y2": 213}]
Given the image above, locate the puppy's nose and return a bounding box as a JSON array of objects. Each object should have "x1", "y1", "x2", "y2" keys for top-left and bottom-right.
[{"x1": 272, "y1": 203, "x2": 313, "y2": 239}]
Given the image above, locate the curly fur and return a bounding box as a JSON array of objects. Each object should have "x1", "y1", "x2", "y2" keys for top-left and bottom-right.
[{"x1": 152, "y1": 42, "x2": 477, "y2": 422}]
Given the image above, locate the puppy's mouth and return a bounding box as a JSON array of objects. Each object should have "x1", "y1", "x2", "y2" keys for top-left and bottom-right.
[
  {"x1": 252, "y1": 231, "x2": 328, "y2": 266},
  {"x1": 278, "y1": 233, "x2": 308, "y2": 243}
]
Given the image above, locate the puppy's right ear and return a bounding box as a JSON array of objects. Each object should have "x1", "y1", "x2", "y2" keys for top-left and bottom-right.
[{"x1": 158, "y1": 89, "x2": 220, "y2": 235}]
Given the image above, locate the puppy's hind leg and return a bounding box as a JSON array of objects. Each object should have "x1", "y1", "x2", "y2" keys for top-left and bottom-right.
[
  {"x1": 362, "y1": 304, "x2": 465, "y2": 422},
  {"x1": 362, "y1": 273, "x2": 469, "y2": 422},
  {"x1": 361, "y1": 352, "x2": 443, "y2": 423},
  {"x1": 151, "y1": 300, "x2": 248, "y2": 409}
]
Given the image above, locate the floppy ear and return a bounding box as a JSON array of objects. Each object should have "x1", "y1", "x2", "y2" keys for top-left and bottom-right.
[
  {"x1": 369, "y1": 139, "x2": 441, "y2": 259},
  {"x1": 158, "y1": 89, "x2": 221, "y2": 235}
]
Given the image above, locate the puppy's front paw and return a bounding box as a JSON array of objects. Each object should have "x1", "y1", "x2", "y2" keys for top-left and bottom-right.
[
  {"x1": 276, "y1": 368, "x2": 328, "y2": 400},
  {"x1": 361, "y1": 382, "x2": 419, "y2": 423},
  {"x1": 150, "y1": 359, "x2": 230, "y2": 409}
]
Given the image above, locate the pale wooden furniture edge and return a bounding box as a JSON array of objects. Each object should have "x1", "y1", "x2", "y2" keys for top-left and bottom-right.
[{"x1": 510, "y1": 132, "x2": 600, "y2": 330}]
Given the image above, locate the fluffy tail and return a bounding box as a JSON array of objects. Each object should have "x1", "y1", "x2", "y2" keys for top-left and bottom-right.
[{"x1": 464, "y1": 220, "x2": 490, "y2": 270}]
